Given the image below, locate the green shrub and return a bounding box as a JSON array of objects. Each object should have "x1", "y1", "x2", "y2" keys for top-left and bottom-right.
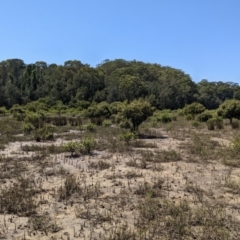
[
  {"x1": 81, "y1": 136, "x2": 97, "y2": 154},
  {"x1": 0, "y1": 106, "x2": 7, "y2": 115},
  {"x1": 183, "y1": 102, "x2": 206, "y2": 116},
  {"x1": 119, "y1": 132, "x2": 136, "y2": 144},
  {"x1": 215, "y1": 117, "x2": 224, "y2": 129},
  {"x1": 22, "y1": 122, "x2": 35, "y2": 134},
  {"x1": 87, "y1": 101, "x2": 111, "y2": 125},
  {"x1": 191, "y1": 120, "x2": 200, "y2": 128},
  {"x1": 63, "y1": 141, "x2": 83, "y2": 157},
  {"x1": 86, "y1": 123, "x2": 96, "y2": 132},
  {"x1": 158, "y1": 114, "x2": 172, "y2": 123},
  {"x1": 102, "y1": 119, "x2": 112, "y2": 127},
  {"x1": 207, "y1": 118, "x2": 215, "y2": 130},
  {"x1": 185, "y1": 114, "x2": 193, "y2": 121},
  {"x1": 195, "y1": 111, "x2": 213, "y2": 122},
  {"x1": 34, "y1": 125, "x2": 55, "y2": 142},
  {"x1": 119, "y1": 119, "x2": 132, "y2": 129},
  {"x1": 10, "y1": 104, "x2": 26, "y2": 121},
  {"x1": 207, "y1": 117, "x2": 223, "y2": 130},
  {"x1": 24, "y1": 113, "x2": 44, "y2": 129}
]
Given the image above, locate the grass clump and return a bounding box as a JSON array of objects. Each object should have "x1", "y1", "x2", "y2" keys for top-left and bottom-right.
[
  {"x1": 58, "y1": 174, "x2": 81, "y2": 201},
  {"x1": 154, "y1": 150, "x2": 181, "y2": 162},
  {"x1": 0, "y1": 177, "x2": 37, "y2": 216},
  {"x1": 222, "y1": 138, "x2": 240, "y2": 167}
]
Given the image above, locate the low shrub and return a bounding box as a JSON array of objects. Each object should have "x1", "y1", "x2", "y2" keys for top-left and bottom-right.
[
  {"x1": 86, "y1": 123, "x2": 96, "y2": 132},
  {"x1": 195, "y1": 111, "x2": 213, "y2": 122},
  {"x1": 119, "y1": 132, "x2": 136, "y2": 144},
  {"x1": 102, "y1": 119, "x2": 112, "y2": 127}
]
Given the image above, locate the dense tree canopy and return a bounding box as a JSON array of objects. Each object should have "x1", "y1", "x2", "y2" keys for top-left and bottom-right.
[{"x1": 0, "y1": 58, "x2": 240, "y2": 110}]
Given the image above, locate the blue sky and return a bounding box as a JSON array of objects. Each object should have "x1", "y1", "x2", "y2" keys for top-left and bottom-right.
[{"x1": 1, "y1": 1, "x2": 240, "y2": 83}]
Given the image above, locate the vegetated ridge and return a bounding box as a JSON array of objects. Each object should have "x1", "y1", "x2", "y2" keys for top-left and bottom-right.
[{"x1": 1, "y1": 58, "x2": 240, "y2": 110}]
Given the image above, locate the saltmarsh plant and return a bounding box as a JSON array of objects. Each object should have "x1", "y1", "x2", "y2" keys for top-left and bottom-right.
[
  {"x1": 58, "y1": 174, "x2": 80, "y2": 200},
  {"x1": 0, "y1": 177, "x2": 37, "y2": 216}
]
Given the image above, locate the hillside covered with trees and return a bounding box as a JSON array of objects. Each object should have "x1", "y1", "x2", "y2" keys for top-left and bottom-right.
[{"x1": 1, "y1": 58, "x2": 240, "y2": 110}]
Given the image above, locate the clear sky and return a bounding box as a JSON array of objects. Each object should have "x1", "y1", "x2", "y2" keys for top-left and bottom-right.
[{"x1": 1, "y1": 0, "x2": 240, "y2": 83}]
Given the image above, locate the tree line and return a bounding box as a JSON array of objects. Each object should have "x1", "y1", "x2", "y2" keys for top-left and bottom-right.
[{"x1": 1, "y1": 58, "x2": 240, "y2": 109}]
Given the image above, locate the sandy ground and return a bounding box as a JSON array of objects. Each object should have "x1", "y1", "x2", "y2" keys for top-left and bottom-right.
[{"x1": 0, "y1": 128, "x2": 240, "y2": 239}]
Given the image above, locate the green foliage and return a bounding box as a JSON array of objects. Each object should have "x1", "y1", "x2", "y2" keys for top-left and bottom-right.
[
  {"x1": 87, "y1": 101, "x2": 111, "y2": 125},
  {"x1": 185, "y1": 114, "x2": 193, "y2": 121},
  {"x1": 207, "y1": 117, "x2": 223, "y2": 130},
  {"x1": 191, "y1": 120, "x2": 201, "y2": 128},
  {"x1": 195, "y1": 110, "x2": 213, "y2": 122},
  {"x1": 119, "y1": 75, "x2": 146, "y2": 102},
  {"x1": 119, "y1": 132, "x2": 136, "y2": 144},
  {"x1": 81, "y1": 136, "x2": 97, "y2": 154},
  {"x1": 0, "y1": 106, "x2": 7, "y2": 115},
  {"x1": 231, "y1": 138, "x2": 240, "y2": 154},
  {"x1": 222, "y1": 137, "x2": 240, "y2": 167},
  {"x1": 197, "y1": 79, "x2": 239, "y2": 109},
  {"x1": 152, "y1": 110, "x2": 174, "y2": 123},
  {"x1": 63, "y1": 137, "x2": 96, "y2": 155},
  {"x1": 63, "y1": 141, "x2": 83, "y2": 156},
  {"x1": 123, "y1": 99, "x2": 155, "y2": 132},
  {"x1": 10, "y1": 104, "x2": 26, "y2": 121},
  {"x1": 22, "y1": 122, "x2": 35, "y2": 134},
  {"x1": 34, "y1": 125, "x2": 55, "y2": 142},
  {"x1": 102, "y1": 119, "x2": 112, "y2": 127},
  {"x1": 119, "y1": 119, "x2": 132, "y2": 129},
  {"x1": 24, "y1": 112, "x2": 44, "y2": 128},
  {"x1": 183, "y1": 102, "x2": 206, "y2": 117},
  {"x1": 109, "y1": 101, "x2": 125, "y2": 115},
  {"x1": 86, "y1": 123, "x2": 96, "y2": 132},
  {"x1": 2, "y1": 59, "x2": 240, "y2": 113},
  {"x1": 207, "y1": 118, "x2": 215, "y2": 130},
  {"x1": 218, "y1": 99, "x2": 240, "y2": 123}
]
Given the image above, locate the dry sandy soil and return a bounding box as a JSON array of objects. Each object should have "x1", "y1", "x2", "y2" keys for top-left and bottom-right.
[{"x1": 0, "y1": 124, "x2": 240, "y2": 240}]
